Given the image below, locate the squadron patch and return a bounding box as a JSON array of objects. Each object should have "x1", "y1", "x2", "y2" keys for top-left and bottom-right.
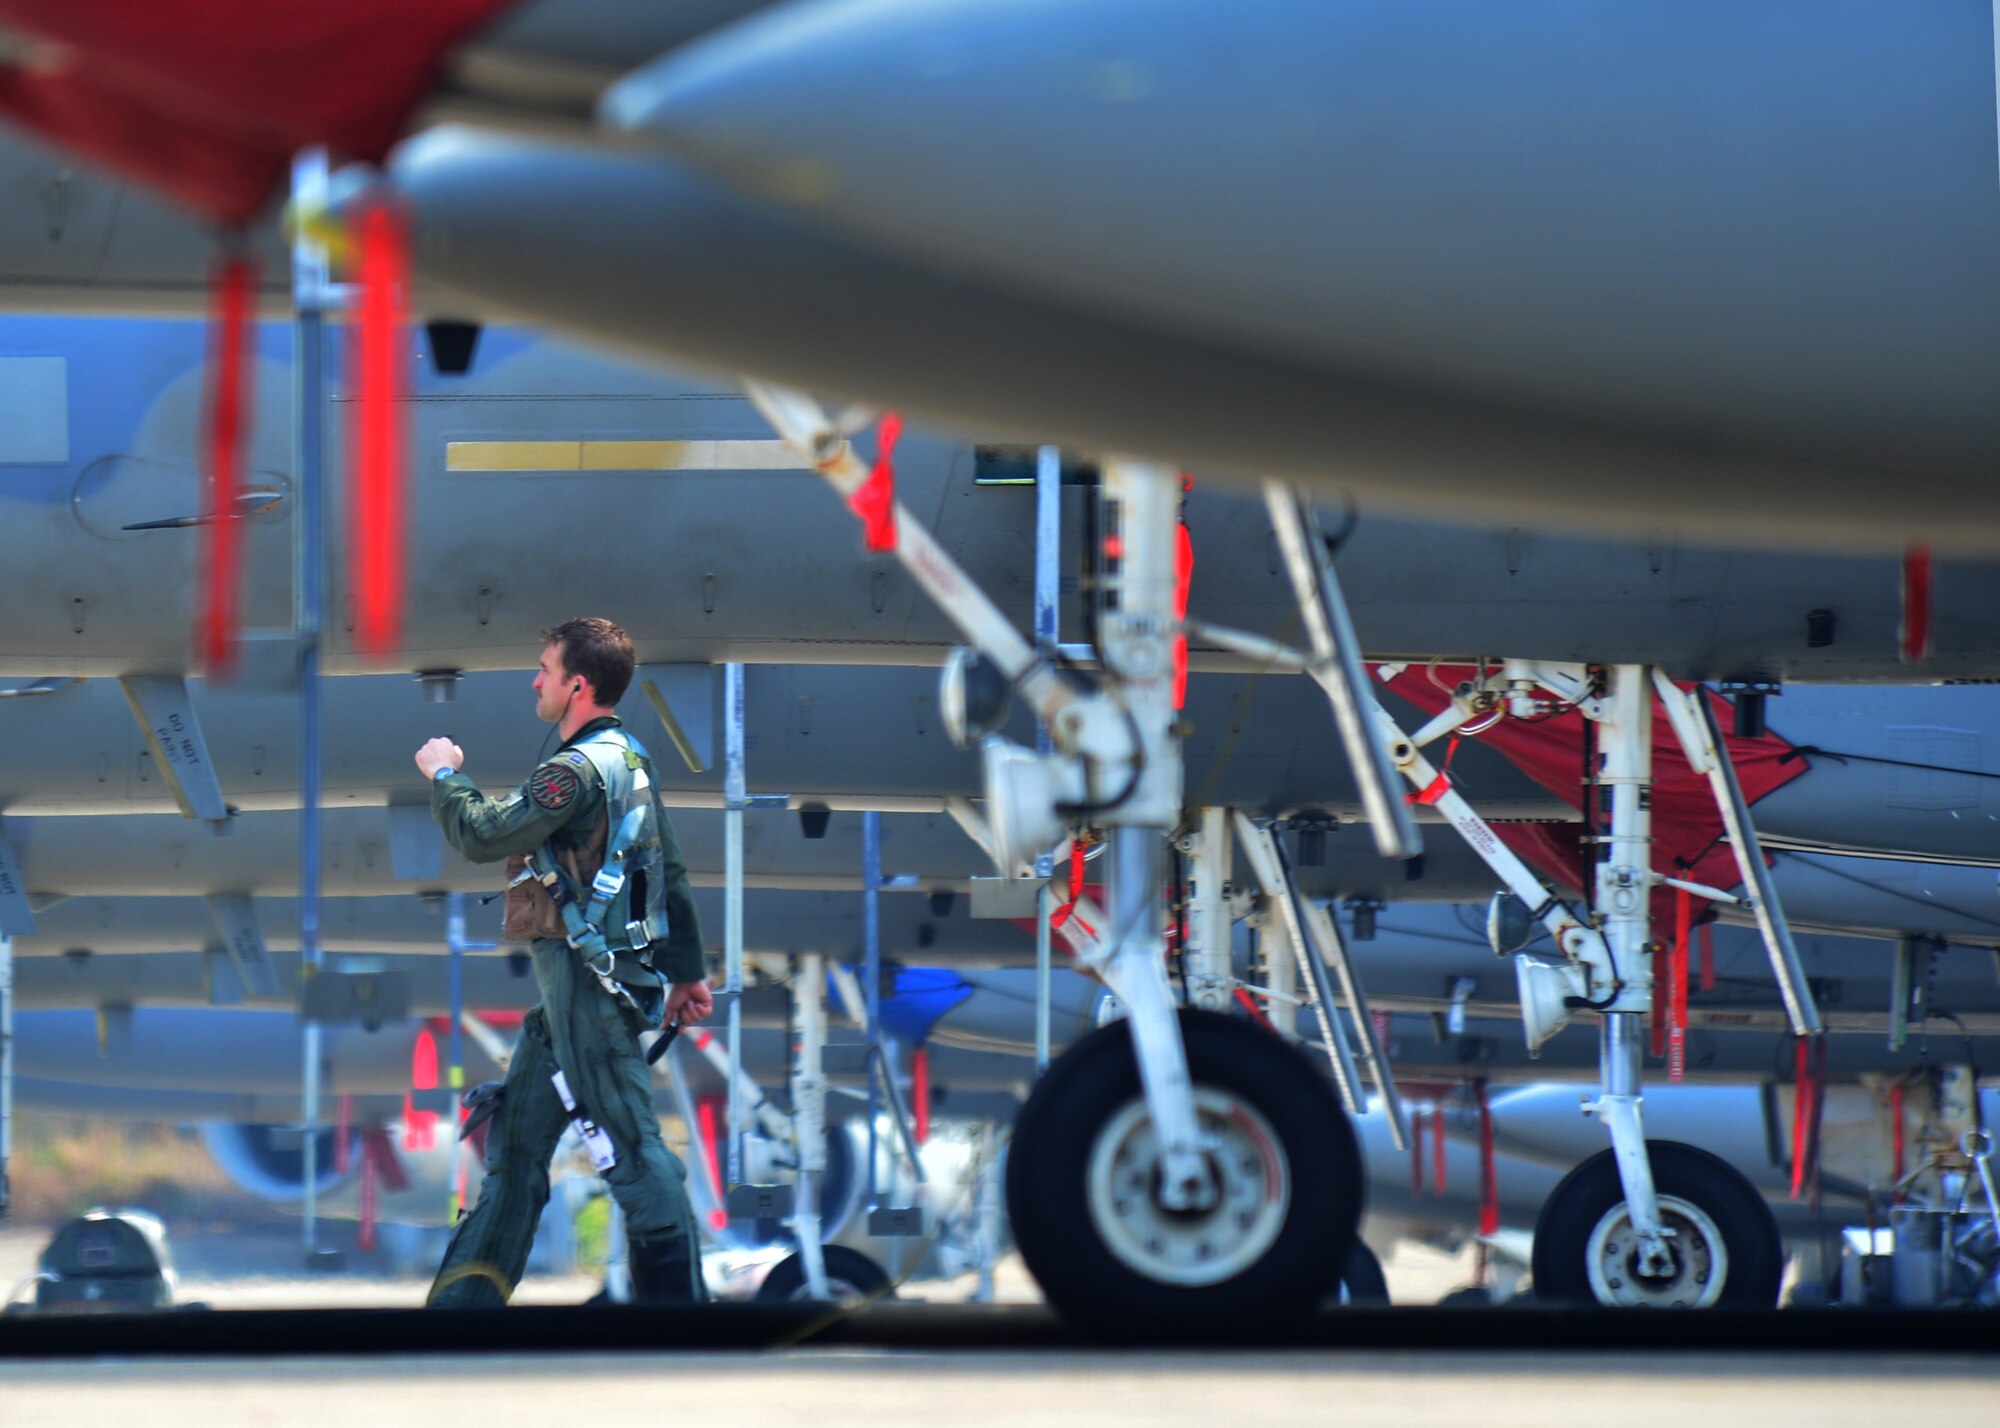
[{"x1": 530, "y1": 762, "x2": 582, "y2": 811}]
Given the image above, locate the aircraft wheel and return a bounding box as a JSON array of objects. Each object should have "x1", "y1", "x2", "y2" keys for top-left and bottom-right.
[
  {"x1": 754, "y1": 1244, "x2": 892, "y2": 1303},
  {"x1": 1006, "y1": 1010, "x2": 1362, "y2": 1332},
  {"x1": 1531, "y1": 1140, "x2": 1781, "y2": 1308}
]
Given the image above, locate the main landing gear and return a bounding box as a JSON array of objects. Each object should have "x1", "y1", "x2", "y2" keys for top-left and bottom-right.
[
  {"x1": 748, "y1": 384, "x2": 1795, "y2": 1317},
  {"x1": 747, "y1": 388, "x2": 1391, "y2": 1328},
  {"x1": 1007, "y1": 1011, "x2": 1362, "y2": 1329},
  {"x1": 1379, "y1": 662, "x2": 1809, "y2": 1306}
]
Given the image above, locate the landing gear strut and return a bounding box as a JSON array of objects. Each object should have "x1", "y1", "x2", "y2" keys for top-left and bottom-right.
[
  {"x1": 747, "y1": 388, "x2": 1381, "y2": 1325},
  {"x1": 1375, "y1": 661, "x2": 1805, "y2": 1305}
]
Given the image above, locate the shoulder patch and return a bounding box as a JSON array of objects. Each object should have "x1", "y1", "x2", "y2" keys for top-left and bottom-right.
[{"x1": 530, "y1": 762, "x2": 582, "y2": 812}]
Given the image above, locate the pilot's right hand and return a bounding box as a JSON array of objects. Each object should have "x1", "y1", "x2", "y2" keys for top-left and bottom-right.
[{"x1": 415, "y1": 737, "x2": 466, "y2": 780}]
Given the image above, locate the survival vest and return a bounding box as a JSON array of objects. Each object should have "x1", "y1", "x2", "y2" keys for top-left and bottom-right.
[
  {"x1": 511, "y1": 725, "x2": 675, "y2": 1013},
  {"x1": 554, "y1": 724, "x2": 674, "y2": 960}
]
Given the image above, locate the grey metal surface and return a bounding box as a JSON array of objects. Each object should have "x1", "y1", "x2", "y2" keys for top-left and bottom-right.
[
  {"x1": 10, "y1": 885, "x2": 1049, "y2": 963},
  {"x1": 4, "y1": 1006, "x2": 1036, "y2": 1107},
  {"x1": 1750, "y1": 685, "x2": 2000, "y2": 862},
  {"x1": 605, "y1": 1, "x2": 2000, "y2": 553},
  {"x1": 388, "y1": 125, "x2": 2000, "y2": 554},
  {"x1": 0, "y1": 664, "x2": 1571, "y2": 824},
  {"x1": 469, "y1": 0, "x2": 763, "y2": 68},
  {"x1": 0, "y1": 798, "x2": 1512, "y2": 903},
  {"x1": 0, "y1": 129, "x2": 291, "y2": 313},
  {"x1": 11, "y1": 312, "x2": 2000, "y2": 677},
  {"x1": 1356, "y1": 903, "x2": 2000, "y2": 1014},
  {"x1": 1755, "y1": 850, "x2": 2000, "y2": 947}
]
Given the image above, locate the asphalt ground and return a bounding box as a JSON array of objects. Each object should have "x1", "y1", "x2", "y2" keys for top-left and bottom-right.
[
  {"x1": 0, "y1": 1345, "x2": 1994, "y2": 1428},
  {"x1": 3, "y1": 1299, "x2": 2000, "y2": 1356},
  {"x1": 5, "y1": 1224, "x2": 1992, "y2": 1428}
]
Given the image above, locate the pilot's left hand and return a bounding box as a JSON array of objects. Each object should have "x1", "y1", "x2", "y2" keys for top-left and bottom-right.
[{"x1": 666, "y1": 980, "x2": 715, "y2": 1026}]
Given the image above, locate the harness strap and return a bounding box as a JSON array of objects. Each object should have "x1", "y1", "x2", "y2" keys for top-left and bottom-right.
[
  {"x1": 583, "y1": 803, "x2": 652, "y2": 930},
  {"x1": 568, "y1": 728, "x2": 670, "y2": 960},
  {"x1": 523, "y1": 843, "x2": 649, "y2": 1018}
]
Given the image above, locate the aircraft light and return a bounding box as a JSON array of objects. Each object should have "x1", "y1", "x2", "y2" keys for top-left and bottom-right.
[{"x1": 939, "y1": 646, "x2": 1011, "y2": 749}]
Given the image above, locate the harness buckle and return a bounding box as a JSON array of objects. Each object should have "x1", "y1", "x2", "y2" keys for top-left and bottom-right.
[{"x1": 626, "y1": 919, "x2": 651, "y2": 951}]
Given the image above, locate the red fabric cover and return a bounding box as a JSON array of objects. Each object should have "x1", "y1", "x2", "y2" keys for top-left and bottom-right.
[
  {"x1": 0, "y1": 0, "x2": 518, "y2": 224},
  {"x1": 1379, "y1": 666, "x2": 1809, "y2": 906}
]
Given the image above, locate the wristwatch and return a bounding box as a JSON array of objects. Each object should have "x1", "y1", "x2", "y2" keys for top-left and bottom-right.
[{"x1": 432, "y1": 766, "x2": 457, "y2": 782}]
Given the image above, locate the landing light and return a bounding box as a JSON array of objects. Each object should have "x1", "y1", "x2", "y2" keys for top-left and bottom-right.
[
  {"x1": 982, "y1": 740, "x2": 1069, "y2": 878},
  {"x1": 940, "y1": 646, "x2": 1012, "y2": 749}
]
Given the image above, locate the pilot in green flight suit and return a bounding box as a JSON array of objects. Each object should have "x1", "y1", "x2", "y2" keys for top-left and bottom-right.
[{"x1": 414, "y1": 618, "x2": 713, "y2": 1306}]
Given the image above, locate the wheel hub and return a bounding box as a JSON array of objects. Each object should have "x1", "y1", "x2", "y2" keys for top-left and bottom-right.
[
  {"x1": 1085, "y1": 1090, "x2": 1291, "y2": 1287},
  {"x1": 1585, "y1": 1193, "x2": 1730, "y2": 1308}
]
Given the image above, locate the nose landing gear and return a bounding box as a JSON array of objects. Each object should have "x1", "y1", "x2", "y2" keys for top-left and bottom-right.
[{"x1": 1531, "y1": 1140, "x2": 1782, "y2": 1308}]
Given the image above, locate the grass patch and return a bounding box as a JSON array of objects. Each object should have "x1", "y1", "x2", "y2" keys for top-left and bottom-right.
[{"x1": 8, "y1": 1111, "x2": 261, "y2": 1226}]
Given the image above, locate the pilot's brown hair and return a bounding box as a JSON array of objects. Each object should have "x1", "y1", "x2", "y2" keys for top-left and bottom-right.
[{"x1": 543, "y1": 617, "x2": 635, "y2": 707}]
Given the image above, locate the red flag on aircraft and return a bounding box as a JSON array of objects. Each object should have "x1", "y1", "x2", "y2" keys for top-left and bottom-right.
[
  {"x1": 0, "y1": 0, "x2": 515, "y2": 224},
  {"x1": 197, "y1": 250, "x2": 255, "y2": 678}
]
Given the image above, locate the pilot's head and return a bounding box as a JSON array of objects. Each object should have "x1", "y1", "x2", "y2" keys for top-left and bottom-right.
[{"x1": 534, "y1": 616, "x2": 634, "y2": 719}]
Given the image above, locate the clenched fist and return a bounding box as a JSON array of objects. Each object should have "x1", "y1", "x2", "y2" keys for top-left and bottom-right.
[{"x1": 414, "y1": 737, "x2": 466, "y2": 780}]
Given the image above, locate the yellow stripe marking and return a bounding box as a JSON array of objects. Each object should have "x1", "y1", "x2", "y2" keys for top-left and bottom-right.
[{"x1": 447, "y1": 440, "x2": 807, "y2": 473}]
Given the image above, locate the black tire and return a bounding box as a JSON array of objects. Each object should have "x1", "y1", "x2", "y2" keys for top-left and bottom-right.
[
  {"x1": 754, "y1": 1244, "x2": 892, "y2": 1304},
  {"x1": 1531, "y1": 1139, "x2": 1781, "y2": 1308},
  {"x1": 1006, "y1": 1010, "x2": 1363, "y2": 1332},
  {"x1": 1337, "y1": 1239, "x2": 1391, "y2": 1306}
]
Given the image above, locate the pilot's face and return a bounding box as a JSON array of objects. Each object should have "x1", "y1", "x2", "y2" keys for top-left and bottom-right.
[{"x1": 532, "y1": 642, "x2": 573, "y2": 723}]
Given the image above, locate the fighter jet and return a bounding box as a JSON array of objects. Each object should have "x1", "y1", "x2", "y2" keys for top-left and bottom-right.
[
  {"x1": 7, "y1": 656, "x2": 1992, "y2": 1312},
  {"x1": 11, "y1": 306, "x2": 2000, "y2": 1320},
  {"x1": 595, "y1": 0, "x2": 2000, "y2": 554},
  {"x1": 8, "y1": 311, "x2": 2000, "y2": 682},
  {"x1": 2, "y1": 4, "x2": 2000, "y2": 553}
]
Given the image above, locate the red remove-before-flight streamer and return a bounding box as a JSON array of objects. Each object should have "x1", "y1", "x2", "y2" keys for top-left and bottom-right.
[
  {"x1": 198, "y1": 251, "x2": 255, "y2": 679},
  {"x1": 350, "y1": 199, "x2": 410, "y2": 661}
]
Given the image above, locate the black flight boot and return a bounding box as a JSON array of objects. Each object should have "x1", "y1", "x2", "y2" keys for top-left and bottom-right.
[{"x1": 627, "y1": 1230, "x2": 705, "y2": 1304}]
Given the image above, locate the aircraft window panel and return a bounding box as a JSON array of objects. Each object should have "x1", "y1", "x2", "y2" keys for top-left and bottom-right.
[{"x1": 0, "y1": 355, "x2": 69, "y2": 463}]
